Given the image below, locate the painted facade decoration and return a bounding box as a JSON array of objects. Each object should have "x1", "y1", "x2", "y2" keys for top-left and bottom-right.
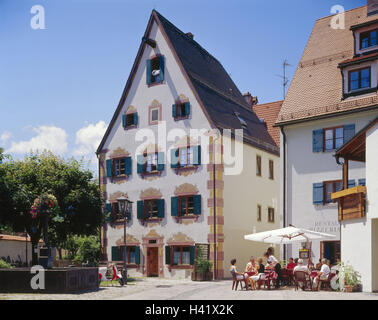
[{"x1": 97, "y1": 10, "x2": 280, "y2": 279}]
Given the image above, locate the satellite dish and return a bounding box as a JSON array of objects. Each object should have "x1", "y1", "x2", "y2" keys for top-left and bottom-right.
[{"x1": 152, "y1": 69, "x2": 160, "y2": 76}]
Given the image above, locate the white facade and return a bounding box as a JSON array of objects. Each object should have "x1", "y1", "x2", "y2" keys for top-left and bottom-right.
[
  {"x1": 98, "y1": 13, "x2": 280, "y2": 280},
  {"x1": 281, "y1": 109, "x2": 378, "y2": 266}
]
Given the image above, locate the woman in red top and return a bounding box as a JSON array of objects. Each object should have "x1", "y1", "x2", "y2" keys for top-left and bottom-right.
[{"x1": 286, "y1": 257, "x2": 297, "y2": 270}]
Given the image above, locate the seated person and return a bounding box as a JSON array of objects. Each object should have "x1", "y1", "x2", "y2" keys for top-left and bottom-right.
[
  {"x1": 230, "y1": 259, "x2": 249, "y2": 289},
  {"x1": 244, "y1": 256, "x2": 258, "y2": 289},
  {"x1": 315, "y1": 259, "x2": 322, "y2": 270},
  {"x1": 293, "y1": 259, "x2": 310, "y2": 290},
  {"x1": 313, "y1": 258, "x2": 330, "y2": 290},
  {"x1": 250, "y1": 257, "x2": 266, "y2": 289},
  {"x1": 286, "y1": 257, "x2": 297, "y2": 270}
]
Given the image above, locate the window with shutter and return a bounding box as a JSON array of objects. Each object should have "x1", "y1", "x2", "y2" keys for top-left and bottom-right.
[
  {"x1": 106, "y1": 159, "x2": 113, "y2": 177},
  {"x1": 173, "y1": 102, "x2": 190, "y2": 119},
  {"x1": 111, "y1": 246, "x2": 119, "y2": 261},
  {"x1": 123, "y1": 113, "x2": 138, "y2": 129},
  {"x1": 323, "y1": 180, "x2": 343, "y2": 204},
  {"x1": 165, "y1": 246, "x2": 171, "y2": 265},
  {"x1": 313, "y1": 183, "x2": 324, "y2": 205},
  {"x1": 312, "y1": 129, "x2": 324, "y2": 152},
  {"x1": 171, "y1": 196, "x2": 178, "y2": 216},
  {"x1": 148, "y1": 56, "x2": 164, "y2": 85},
  {"x1": 170, "y1": 148, "x2": 179, "y2": 168}
]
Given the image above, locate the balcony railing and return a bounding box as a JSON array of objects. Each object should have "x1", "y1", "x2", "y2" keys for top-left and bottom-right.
[{"x1": 331, "y1": 186, "x2": 366, "y2": 221}]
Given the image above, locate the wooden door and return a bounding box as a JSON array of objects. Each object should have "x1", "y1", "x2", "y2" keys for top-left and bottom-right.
[{"x1": 148, "y1": 247, "x2": 159, "y2": 277}]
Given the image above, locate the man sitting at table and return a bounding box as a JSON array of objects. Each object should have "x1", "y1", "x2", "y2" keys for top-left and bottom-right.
[
  {"x1": 293, "y1": 259, "x2": 309, "y2": 290},
  {"x1": 313, "y1": 258, "x2": 330, "y2": 291},
  {"x1": 286, "y1": 257, "x2": 296, "y2": 270}
]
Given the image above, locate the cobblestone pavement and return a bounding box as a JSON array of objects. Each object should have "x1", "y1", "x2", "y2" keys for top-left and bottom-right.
[{"x1": 1, "y1": 277, "x2": 378, "y2": 300}]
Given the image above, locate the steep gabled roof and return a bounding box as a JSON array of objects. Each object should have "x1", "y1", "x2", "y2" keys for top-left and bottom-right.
[
  {"x1": 97, "y1": 10, "x2": 278, "y2": 155},
  {"x1": 276, "y1": 5, "x2": 378, "y2": 126}
]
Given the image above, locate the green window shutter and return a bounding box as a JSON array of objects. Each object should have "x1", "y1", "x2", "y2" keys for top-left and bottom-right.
[
  {"x1": 122, "y1": 114, "x2": 126, "y2": 128},
  {"x1": 137, "y1": 155, "x2": 144, "y2": 174},
  {"x1": 193, "y1": 145, "x2": 201, "y2": 165},
  {"x1": 313, "y1": 183, "x2": 324, "y2": 205},
  {"x1": 172, "y1": 104, "x2": 177, "y2": 118},
  {"x1": 106, "y1": 159, "x2": 113, "y2": 177},
  {"x1": 125, "y1": 157, "x2": 132, "y2": 175},
  {"x1": 344, "y1": 124, "x2": 355, "y2": 144},
  {"x1": 193, "y1": 195, "x2": 201, "y2": 215},
  {"x1": 358, "y1": 178, "x2": 366, "y2": 186},
  {"x1": 184, "y1": 102, "x2": 190, "y2": 116},
  {"x1": 165, "y1": 246, "x2": 171, "y2": 265},
  {"x1": 312, "y1": 129, "x2": 323, "y2": 152},
  {"x1": 133, "y1": 113, "x2": 138, "y2": 126},
  {"x1": 348, "y1": 180, "x2": 356, "y2": 188},
  {"x1": 157, "y1": 152, "x2": 165, "y2": 171},
  {"x1": 111, "y1": 246, "x2": 119, "y2": 261},
  {"x1": 157, "y1": 199, "x2": 165, "y2": 218},
  {"x1": 135, "y1": 246, "x2": 140, "y2": 265},
  {"x1": 137, "y1": 200, "x2": 144, "y2": 219},
  {"x1": 170, "y1": 148, "x2": 179, "y2": 168},
  {"x1": 171, "y1": 197, "x2": 178, "y2": 216},
  {"x1": 159, "y1": 55, "x2": 165, "y2": 82},
  {"x1": 146, "y1": 59, "x2": 151, "y2": 85},
  {"x1": 189, "y1": 246, "x2": 195, "y2": 265}
]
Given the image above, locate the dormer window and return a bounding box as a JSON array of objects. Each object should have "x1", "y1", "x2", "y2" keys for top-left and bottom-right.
[
  {"x1": 147, "y1": 55, "x2": 165, "y2": 85},
  {"x1": 235, "y1": 112, "x2": 247, "y2": 129},
  {"x1": 349, "y1": 67, "x2": 371, "y2": 91},
  {"x1": 360, "y1": 29, "x2": 377, "y2": 50}
]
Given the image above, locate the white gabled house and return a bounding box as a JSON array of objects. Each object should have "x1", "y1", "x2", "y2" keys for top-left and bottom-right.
[{"x1": 96, "y1": 10, "x2": 280, "y2": 279}]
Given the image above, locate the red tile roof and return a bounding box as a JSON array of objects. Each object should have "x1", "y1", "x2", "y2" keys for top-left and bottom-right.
[
  {"x1": 0, "y1": 234, "x2": 43, "y2": 243},
  {"x1": 252, "y1": 100, "x2": 283, "y2": 147}
]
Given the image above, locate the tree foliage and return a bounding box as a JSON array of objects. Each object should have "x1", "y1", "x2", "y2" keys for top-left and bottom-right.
[{"x1": 0, "y1": 151, "x2": 103, "y2": 264}]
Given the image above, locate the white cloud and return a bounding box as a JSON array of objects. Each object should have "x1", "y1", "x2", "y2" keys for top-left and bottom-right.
[
  {"x1": 73, "y1": 121, "x2": 107, "y2": 158},
  {"x1": 7, "y1": 126, "x2": 68, "y2": 155},
  {"x1": 0, "y1": 131, "x2": 12, "y2": 143}
]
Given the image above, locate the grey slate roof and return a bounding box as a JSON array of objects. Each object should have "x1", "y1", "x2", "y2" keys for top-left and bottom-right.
[
  {"x1": 155, "y1": 11, "x2": 279, "y2": 154},
  {"x1": 97, "y1": 10, "x2": 279, "y2": 155}
]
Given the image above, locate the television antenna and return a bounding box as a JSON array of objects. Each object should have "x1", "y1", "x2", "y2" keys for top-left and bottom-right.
[{"x1": 275, "y1": 59, "x2": 291, "y2": 100}]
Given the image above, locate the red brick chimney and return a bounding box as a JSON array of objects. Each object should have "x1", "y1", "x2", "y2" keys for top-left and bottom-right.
[
  {"x1": 367, "y1": 0, "x2": 378, "y2": 16},
  {"x1": 243, "y1": 92, "x2": 258, "y2": 109}
]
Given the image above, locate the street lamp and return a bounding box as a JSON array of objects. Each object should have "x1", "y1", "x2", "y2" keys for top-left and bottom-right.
[{"x1": 117, "y1": 196, "x2": 133, "y2": 285}]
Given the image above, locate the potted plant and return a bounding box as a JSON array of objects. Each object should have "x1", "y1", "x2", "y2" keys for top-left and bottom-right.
[
  {"x1": 338, "y1": 262, "x2": 361, "y2": 292},
  {"x1": 191, "y1": 247, "x2": 213, "y2": 281},
  {"x1": 192, "y1": 259, "x2": 213, "y2": 281}
]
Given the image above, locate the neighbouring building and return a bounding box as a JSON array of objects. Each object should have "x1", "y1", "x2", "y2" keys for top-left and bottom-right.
[
  {"x1": 0, "y1": 233, "x2": 33, "y2": 266},
  {"x1": 275, "y1": 2, "x2": 378, "y2": 291},
  {"x1": 96, "y1": 10, "x2": 280, "y2": 279}
]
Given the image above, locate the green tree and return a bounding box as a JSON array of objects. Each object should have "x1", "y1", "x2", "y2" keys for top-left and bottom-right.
[{"x1": 0, "y1": 151, "x2": 103, "y2": 265}]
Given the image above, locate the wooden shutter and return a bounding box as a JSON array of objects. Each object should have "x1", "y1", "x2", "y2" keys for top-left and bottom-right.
[
  {"x1": 184, "y1": 102, "x2": 190, "y2": 116},
  {"x1": 133, "y1": 112, "x2": 138, "y2": 126},
  {"x1": 193, "y1": 145, "x2": 201, "y2": 165},
  {"x1": 125, "y1": 157, "x2": 132, "y2": 175},
  {"x1": 135, "y1": 246, "x2": 140, "y2": 265},
  {"x1": 159, "y1": 55, "x2": 165, "y2": 81},
  {"x1": 312, "y1": 129, "x2": 324, "y2": 152},
  {"x1": 165, "y1": 246, "x2": 171, "y2": 265},
  {"x1": 189, "y1": 246, "x2": 195, "y2": 265},
  {"x1": 193, "y1": 195, "x2": 201, "y2": 215},
  {"x1": 137, "y1": 200, "x2": 144, "y2": 219},
  {"x1": 157, "y1": 199, "x2": 165, "y2": 218},
  {"x1": 358, "y1": 178, "x2": 366, "y2": 186},
  {"x1": 313, "y1": 183, "x2": 324, "y2": 204},
  {"x1": 106, "y1": 159, "x2": 113, "y2": 177},
  {"x1": 170, "y1": 148, "x2": 179, "y2": 168},
  {"x1": 172, "y1": 104, "x2": 177, "y2": 118},
  {"x1": 171, "y1": 197, "x2": 178, "y2": 216},
  {"x1": 157, "y1": 152, "x2": 165, "y2": 171},
  {"x1": 105, "y1": 203, "x2": 112, "y2": 222},
  {"x1": 348, "y1": 180, "x2": 356, "y2": 188},
  {"x1": 122, "y1": 114, "x2": 126, "y2": 128},
  {"x1": 344, "y1": 124, "x2": 355, "y2": 143},
  {"x1": 146, "y1": 59, "x2": 151, "y2": 85},
  {"x1": 137, "y1": 155, "x2": 144, "y2": 174},
  {"x1": 111, "y1": 246, "x2": 119, "y2": 261}
]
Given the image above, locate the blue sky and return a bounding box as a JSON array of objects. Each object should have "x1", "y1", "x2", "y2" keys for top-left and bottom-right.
[{"x1": 0, "y1": 0, "x2": 366, "y2": 172}]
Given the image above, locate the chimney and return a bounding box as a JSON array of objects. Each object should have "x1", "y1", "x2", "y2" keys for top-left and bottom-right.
[
  {"x1": 367, "y1": 0, "x2": 378, "y2": 16},
  {"x1": 243, "y1": 92, "x2": 259, "y2": 109},
  {"x1": 186, "y1": 32, "x2": 194, "y2": 39}
]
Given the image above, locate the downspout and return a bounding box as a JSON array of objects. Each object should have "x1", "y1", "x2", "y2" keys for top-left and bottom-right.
[{"x1": 280, "y1": 126, "x2": 287, "y2": 261}]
